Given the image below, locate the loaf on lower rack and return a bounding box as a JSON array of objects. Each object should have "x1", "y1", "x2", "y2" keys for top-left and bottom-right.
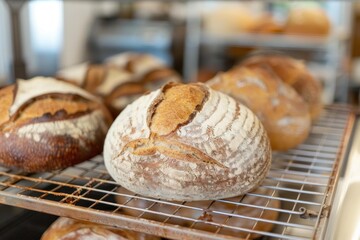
[
  {"x1": 115, "y1": 187, "x2": 280, "y2": 239},
  {"x1": 41, "y1": 217, "x2": 160, "y2": 240},
  {"x1": 0, "y1": 77, "x2": 113, "y2": 172},
  {"x1": 104, "y1": 82, "x2": 271, "y2": 201}
]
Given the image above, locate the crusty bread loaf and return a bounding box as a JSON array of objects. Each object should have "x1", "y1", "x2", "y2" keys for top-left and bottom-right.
[
  {"x1": 57, "y1": 53, "x2": 181, "y2": 117},
  {"x1": 0, "y1": 77, "x2": 113, "y2": 172},
  {"x1": 41, "y1": 217, "x2": 160, "y2": 240},
  {"x1": 207, "y1": 65, "x2": 311, "y2": 151},
  {"x1": 285, "y1": 7, "x2": 330, "y2": 36},
  {"x1": 241, "y1": 54, "x2": 323, "y2": 120},
  {"x1": 115, "y1": 187, "x2": 280, "y2": 239},
  {"x1": 104, "y1": 82, "x2": 271, "y2": 201}
]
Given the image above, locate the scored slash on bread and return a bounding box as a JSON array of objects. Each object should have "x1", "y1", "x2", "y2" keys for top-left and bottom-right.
[
  {"x1": 104, "y1": 82, "x2": 271, "y2": 201},
  {"x1": 121, "y1": 83, "x2": 227, "y2": 168},
  {"x1": 0, "y1": 77, "x2": 113, "y2": 172}
]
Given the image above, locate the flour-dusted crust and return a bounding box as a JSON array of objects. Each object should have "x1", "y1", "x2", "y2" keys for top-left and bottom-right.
[
  {"x1": 104, "y1": 83, "x2": 271, "y2": 201},
  {"x1": 115, "y1": 187, "x2": 280, "y2": 239},
  {"x1": 0, "y1": 77, "x2": 113, "y2": 172},
  {"x1": 208, "y1": 65, "x2": 311, "y2": 151},
  {"x1": 41, "y1": 217, "x2": 160, "y2": 240},
  {"x1": 241, "y1": 54, "x2": 323, "y2": 119}
]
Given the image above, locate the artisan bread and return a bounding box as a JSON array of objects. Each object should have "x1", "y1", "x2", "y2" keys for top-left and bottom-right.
[
  {"x1": 208, "y1": 65, "x2": 311, "y2": 151},
  {"x1": 41, "y1": 217, "x2": 160, "y2": 240},
  {"x1": 241, "y1": 54, "x2": 323, "y2": 119},
  {"x1": 0, "y1": 77, "x2": 112, "y2": 172},
  {"x1": 104, "y1": 82, "x2": 271, "y2": 201},
  {"x1": 285, "y1": 7, "x2": 330, "y2": 36},
  {"x1": 57, "y1": 53, "x2": 181, "y2": 116},
  {"x1": 115, "y1": 187, "x2": 280, "y2": 239}
]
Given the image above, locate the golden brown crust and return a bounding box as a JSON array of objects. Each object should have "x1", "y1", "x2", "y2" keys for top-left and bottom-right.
[
  {"x1": 0, "y1": 129, "x2": 104, "y2": 172},
  {"x1": 208, "y1": 65, "x2": 311, "y2": 151},
  {"x1": 11, "y1": 97, "x2": 92, "y2": 126},
  {"x1": 285, "y1": 7, "x2": 330, "y2": 36},
  {"x1": 0, "y1": 78, "x2": 113, "y2": 172},
  {"x1": 57, "y1": 54, "x2": 181, "y2": 117},
  {"x1": 84, "y1": 64, "x2": 106, "y2": 92},
  {"x1": 195, "y1": 69, "x2": 218, "y2": 83},
  {"x1": 41, "y1": 217, "x2": 160, "y2": 240},
  {"x1": 241, "y1": 54, "x2": 323, "y2": 119},
  {"x1": 0, "y1": 85, "x2": 14, "y2": 126},
  {"x1": 249, "y1": 14, "x2": 283, "y2": 34},
  {"x1": 150, "y1": 83, "x2": 206, "y2": 136},
  {"x1": 104, "y1": 83, "x2": 271, "y2": 201}
]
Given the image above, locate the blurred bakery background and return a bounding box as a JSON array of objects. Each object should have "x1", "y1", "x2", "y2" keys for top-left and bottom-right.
[
  {"x1": 0, "y1": 1, "x2": 359, "y2": 104},
  {"x1": 0, "y1": 1, "x2": 359, "y2": 239}
]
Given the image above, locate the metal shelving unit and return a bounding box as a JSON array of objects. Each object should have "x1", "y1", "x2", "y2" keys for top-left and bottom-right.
[
  {"x1": 0, "y1": 105, "x2": 354, "y2": 240},
  {"x1": 183, "y1": 2, "x2": 352, "y2": 104}
]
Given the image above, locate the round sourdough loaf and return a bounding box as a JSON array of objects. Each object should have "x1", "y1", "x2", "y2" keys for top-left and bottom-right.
[
  {"x1": 208, "y1": 65, "x2": 311, "y2": 151},
  {"x1": 41, "y1": 217, "x2": 160, "y2": 240},
  {"x1": 115, "y1": 187, "x2": 280, "y2": 239},
  {"x1": 57, "y1": 53, "x2": 181, "y2": 117},
  {"x1": 0, "y1": 77, "x2": 113, "y2": 172},
  {"x1": 104, "y1": 82, "x2": 271, "y2": 201},
  {"x1": 241, "y1": 54, "x2": 322, "y2": 120}
]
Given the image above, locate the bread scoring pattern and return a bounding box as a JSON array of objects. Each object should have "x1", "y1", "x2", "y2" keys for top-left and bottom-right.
[
  {"x1": 104, "y1": 82, "x2": 271, "y2": 201},
  {"x1": 0, "y1": 77, "x2": 112, "y2": 172}
]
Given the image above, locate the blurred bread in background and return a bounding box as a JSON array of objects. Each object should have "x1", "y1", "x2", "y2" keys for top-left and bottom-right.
[
  {"x1": 57, "y1": 53, "x2": 181, "y2": 117},
  {"x1": 285, "y1": 6, "x2": 331, "y2": 36}
]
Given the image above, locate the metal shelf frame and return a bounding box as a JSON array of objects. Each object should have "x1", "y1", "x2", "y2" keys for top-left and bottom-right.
[{"x1": 0, "y1": 105, "x2": 355, "y2": 240}]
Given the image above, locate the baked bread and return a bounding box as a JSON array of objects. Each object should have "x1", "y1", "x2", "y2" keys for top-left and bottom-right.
[
  {"x1": 248, "y1": 14, "x2": 283, "y2": 34},
  {"x1": 115, "y1": 187, "x2": 280, "y2": 239},
  {"x1": 285, "y1": 7, "x2": 330, "y2": 36},
  {"x1": 0, "y1": 77, "x2": 112, "y2": 172},
  {"x1": 41, "y1": 217, "x2": 160, "y2": 240},
  {"x1": 208, "y1": 65, "x2": 311, "y2": 151},
  {"x1": 57, "y1": 53, "x2": 181, "y2": 116},
  {"x1": 241, "y1": 54, "x2": 323, "y2": 119},
  {"x1": 104, "y1": 82, "x2": 271, "y2": 201}
]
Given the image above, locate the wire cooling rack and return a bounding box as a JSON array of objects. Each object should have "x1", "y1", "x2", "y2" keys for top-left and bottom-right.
[{"x1": 0, "y1": 105, "x2": 355, "y2": 240}]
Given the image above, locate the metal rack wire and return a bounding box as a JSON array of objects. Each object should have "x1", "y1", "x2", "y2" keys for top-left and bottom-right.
[{"x1": 0, "y1": 105, "x2": 355, "y2": 240}]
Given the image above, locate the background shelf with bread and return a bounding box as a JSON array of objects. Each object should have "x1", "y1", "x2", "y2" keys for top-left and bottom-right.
[
  {"x1": 186, "y1": 2, "x2": 351, "y2": 105},
  {"x1": 0, "y1": 1, "x2": 358, "y2": 240}
]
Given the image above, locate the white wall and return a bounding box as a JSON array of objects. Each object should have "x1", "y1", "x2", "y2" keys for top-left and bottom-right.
[
  {"x1": 60, "y1": 1, "x2": 119, "y2": 68},
  {"x1": 0, "y1": 1, "x2": 119, "y2": 83},
  {"x1": 0, "y1": 1, "x2": 11, "y2": 85}
]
